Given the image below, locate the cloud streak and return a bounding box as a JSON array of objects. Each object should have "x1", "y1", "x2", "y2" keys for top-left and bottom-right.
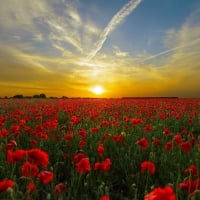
[
  {"x1": 86, "y1": 0, "x2": 142, "y2": 61},
  {"x1": 142, "y1": 37, "x2": 200, "y2": 62}
]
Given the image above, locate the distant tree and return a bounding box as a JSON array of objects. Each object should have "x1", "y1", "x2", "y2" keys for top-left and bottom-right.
[
  {"x1": 24, "y1": 96, "x2": 32, "y2": 99},
  {"x1": 33, "y1": 94, "x2": 40, "y2": 98},
  {"x1": 61, "y1": 96, "x2": 68, "y2": 99},
  {"x1": 49, "y1": 96, "x2": 58, "y2": 99},
  {"x1": 39, "y1": 93, "x2": 46, "y2": 98},
  {"x1": 13, "y1": 94, "x2": 24, "y2": 99}
]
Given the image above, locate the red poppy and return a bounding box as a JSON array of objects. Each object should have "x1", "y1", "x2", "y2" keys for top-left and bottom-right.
[
  {"x1": 101, "y1": 121, "x2": 111, "y2": 127},
  {"x1": 21, "y1": 162, "x2": 39, "y2": 178},
  {"x1": 97, "y1": 145, "x2": 105, "y2": 157},
  {"x1": 6, "y1": 149, "x2": 26, "y2": 163},
  {"x1": 10, "y1": 125, "x2": 20, "y2": 134},
  {"x1": 0, "y1": 115, "x2": 5, "y2": 127},
  {"x1": 65, "y1": 133, "x2": 73, "y2": 141},
  {"x1": 163, "y1": 128, "x2": 171, "y2": 136},
  {"x1": 173, "y1": 134, "x2": 182, "y2": 145},
  {"x1": 0, "y1": 128, "x2": 9, "y2": 138},
  {"x1": 144, "y1": 185, "x2": 176, "y2": 200},
  {"x1": 184, "y1": 164, "x2": 198, "y2": 177},
  {"x1": 152, "y1": 138, "x2": 161, "y2": 146},
  {"x1": 27, "y1": 182, "x2": 35, "y2": 194},
  {"x1": 77, "y1": 128, "x2": 87, "y2": 137},
  {"x1": 27, "y1": 148, "x2": 49, "y2": 167},
  {"x1": 76, "y1": 157, "x2": 91, "y2": 174},
  {"x1": 6, "y1": 140, "x2": 17, "y2": 150},
  {"x1": 165, "y1": 141, "x2": 173, "y2": 151},
  {"x1": 100, "y1": 195, "x2": 110, "y2": 200},
  {"x1": 94, "y1": 158, "x2": 111, "y2": 172},
  {"x1": 141, "y1": 161, "x2": 156, "y2": 175},
  {"x1": 179, "y1": 178, "x2": 200, "y2": 195},
  {"x1": 37, "y1": 171, "x2": 54, "y2": 184},
  {"x1": 90, "y1": 127, "x2": 99, "y2": 133},
  {"x1": 112, "y1": 134, "x2": 125, "y2": 143},
  {"x1": 79, "y1": 138, "x2": 86, "y2": 148},
  {"x1": 143, "y1": 124, "x2": 152, "y2": 132},
  {"x1": 131, "y1": 118, "x2": 143, "y2": 126},
  {"x1": 135, "y1": 137, "x2": 148, "y2": 150},
  {"x1": 30, "y1": 139, "x2": 38, "y2": 147},
  {"x1": 180, "y1": 141, "x2": 192, "y2": 152},
  {"x1": 54, "y1": 183, "x2": 67, "y2": 197},
  {"x1": 71, "y1": 115, "x2": 80, "y2": 125},
  {"x1": 72, "y1": 152, "x2": 86, "y2": 165},
  {"x1": 0, "y1": 179, "x2": 14, "y2": 192}
]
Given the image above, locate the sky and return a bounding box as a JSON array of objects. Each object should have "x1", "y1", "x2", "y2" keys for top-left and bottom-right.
[{"x1": 0, "y1": 0, "x2": 200, "y2": 98}]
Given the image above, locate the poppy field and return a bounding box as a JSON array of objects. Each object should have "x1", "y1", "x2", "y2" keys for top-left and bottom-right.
[{"x1": 0, "y1": 98, "x2": 200, "y2": 200}]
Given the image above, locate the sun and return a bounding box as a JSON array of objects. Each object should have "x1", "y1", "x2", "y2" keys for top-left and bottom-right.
[{"x1": 90, "y1": 85, "x2": 105, "y2": 95}]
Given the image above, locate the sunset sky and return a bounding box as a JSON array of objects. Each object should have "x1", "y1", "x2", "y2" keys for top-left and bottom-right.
[{"x1": 0, "y1": 0, "x2": 200, "y2": 98}]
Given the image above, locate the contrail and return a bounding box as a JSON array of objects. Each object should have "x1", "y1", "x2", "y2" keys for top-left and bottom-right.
[
  {"x1": 143, "y1": 38, "x2": 200, "y2": 62},
  {"x1": 86, "y1": 0, "x2": 142, "y2": 61}
]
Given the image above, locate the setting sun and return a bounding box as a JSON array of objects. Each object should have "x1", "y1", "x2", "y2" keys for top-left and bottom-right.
[{"x1": 90, "y1": 85, "x2": 105, "y2": 95}]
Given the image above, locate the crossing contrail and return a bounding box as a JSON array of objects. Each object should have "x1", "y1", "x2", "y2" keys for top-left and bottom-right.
[
  {"x1": 86, "y1": 0, "x2": 142, "y2": 61},
  {"x1": 142, "y1": 38, "x2": 200, "y2": 62}
]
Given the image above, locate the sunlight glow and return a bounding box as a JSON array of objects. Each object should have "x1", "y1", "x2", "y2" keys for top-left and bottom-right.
[{"x1": 90, "y1": 85, "x2": 105, "y2": 95}]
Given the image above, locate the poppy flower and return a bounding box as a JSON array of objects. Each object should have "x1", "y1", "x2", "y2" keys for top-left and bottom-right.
[
  {"x1": 131, "y1": 118, "x2": 143, "y2": 126},
  {"x1": 165, "y1": 141, "x2": 173, "y2": 151},
  {"x1": 0, "y1": 179, "x2": 14, "y2": 192},
  {"x1": 144, "y1": 185, "x2": 176, "y2": 200},
  {"x1": 179, "y1": 178, "x2": 200, "y2": 195},
  {"x1": 184, "y1": 164, "x2": 198, "y2": 177},
  {"x1": 163, "y1": 128, "x2": 171, "y2": 136},
  {"x1": 100, "y1": 195, "x2": 110, "y2": 200},
  {"x1": 112, "y1": 134, "x2": 125, "y2": 143},
  {"x1": 54, "y1": 183, "x2": 67, "y2": 197},
  {"x1": 90, "y1": 127, "x2": 99, "y2": 133},
  {"x1": 6, "y1": 140, "x2": 17, "y2": 150},
  {"x1": 72, "y1": 152, "x2": 86, "y2": 165},
  {"x1": 76, "y1": 157, "x2": 91, "y2": 174},
  {"x1": 21, "y1": 162, "x2": 39, "y2": 178},
  {"x1": 30, "y1": 139, "x2": 38, "y2": 147},
  {"x1": 94, "y1": 158, "x2": 111, "y2": 172},
  {"x1": 143, "y1": 124, "x2": 152, "y2": 132},
  {"x1": 65, "y1": 133, "x2": 73, "y2": 141},
  {"x1": 152, "y1": 138, "x2": 161, "y2": 146},
  {"x1": 79, "y1": 138, "x2": 86, "y2": 148},
  {"x1": 37, "y1": 171, "x2": 54, "y2": 184},
  {"x1": 27, "y1": 148, "x2": 49, "y2": 167},
  {"x1": 180, "y1": 141, "x2": 192, "y2": 152},
  {"x1": 27, "y1": 182, "x2": 35, "y2": 194},
  {"x1": 71, "y1": 115, "x2": 80, "y2": 125},
  {"x1": 135, "y1": 137, "x2": 148, "y2": 150},
  {"x1": 173, "y1": 134, "x2": 182, "y2": 145},
  {"x1": 141, "y1": 161, "x2": 156, "y2": 175},
  {"x1": 77, "y1": 128, "x2": 87, "y2": 138},
  {"x1": 0, "y1": 128, "x2": 9, "y2": 138},
  {"x1": 6, "y1": 149, "x2": 26, "y2": 163},
  {"x1": 97, "y1": 145, "x2": 105, "y2": 157}
]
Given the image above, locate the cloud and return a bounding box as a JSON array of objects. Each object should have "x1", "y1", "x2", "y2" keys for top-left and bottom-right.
[
  {"x1": 113, "y1": 46, "x2": 129, "y2": 57},
  {"x1": 0, "y1": 0, "x2": 102, "y2": 56},
  {"x1": 86, "y1": 0, "x2": 142, "y2": 61}
]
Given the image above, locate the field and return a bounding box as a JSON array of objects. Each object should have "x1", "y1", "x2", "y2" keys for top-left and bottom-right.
[{"x1": 0, "y1": 98, "x2": 200, "y2": 200}]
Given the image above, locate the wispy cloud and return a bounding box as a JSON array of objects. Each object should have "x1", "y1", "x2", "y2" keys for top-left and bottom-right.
[
  {"x1": 86, "y1": 0, "x2": 142, "y2": 61},
  {"x1": 142, "y1": 37, "x2": 200, "y2": 62}
]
